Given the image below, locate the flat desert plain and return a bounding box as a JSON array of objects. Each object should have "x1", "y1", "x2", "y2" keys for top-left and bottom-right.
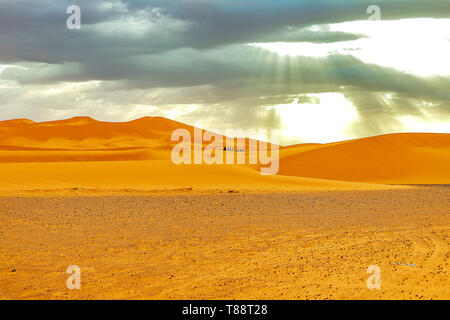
[{"x1": 0, "y1": 117, "x2": 449, "y2": 299}]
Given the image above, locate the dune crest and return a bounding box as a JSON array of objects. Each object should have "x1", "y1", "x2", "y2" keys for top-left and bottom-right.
[
  {"x1": 278, "y1": 133, "x2": 450, "y2": 184},
  {"x1": 0, "y1": 116, "x2": 448, "y2": 190}
]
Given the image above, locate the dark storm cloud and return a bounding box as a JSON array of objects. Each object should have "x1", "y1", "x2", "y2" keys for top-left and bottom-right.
[
  {"x1": 0, "y1": 0, "x2": 449, "y2": 64},
  {"x1": 256, "y1": 28, "x2": 366, "y2": 43}
]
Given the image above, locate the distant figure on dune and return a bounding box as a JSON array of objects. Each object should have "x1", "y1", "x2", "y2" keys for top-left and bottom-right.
[{"x1": 222, "y1": 147, "x2": 245, "y2": 152}]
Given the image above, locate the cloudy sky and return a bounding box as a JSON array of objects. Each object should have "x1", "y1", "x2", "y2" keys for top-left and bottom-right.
[{"x1": 0, "y1": 0, "x2": 449, "y2": 144}]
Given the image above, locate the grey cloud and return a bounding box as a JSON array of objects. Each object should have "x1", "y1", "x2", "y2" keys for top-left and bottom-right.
[
  {"x1": 1, "y1": 0, "x2": 449, "y2": 64},
  {"x1": 4, "y1": 46, "x2": 449, "y2": 105}
]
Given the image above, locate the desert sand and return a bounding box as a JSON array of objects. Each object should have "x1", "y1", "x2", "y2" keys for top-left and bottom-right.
[
  {"x1": 0, "y1": 116, "x2": 449, "y2": 299},
  {"x1": 0, "y1": 188, "x2": 449, "y2": 299}
]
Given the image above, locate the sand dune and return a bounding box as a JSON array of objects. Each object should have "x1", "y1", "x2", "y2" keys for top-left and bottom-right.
[
  {"x1": 0, "y1": 116, "x2": 448, "y2": 192},
  {"x1": 0, "y1": 160, "x2": 400, "y2": 196},
  {"x1": 0, "y1": 116, "x2": 258, "y2": 158},
  {"x1": 0, "y1": 116, "x2": 186, "y2": 149},
  {"x1": 278, "y1": 133, "x2": 450, "y2": 184}
]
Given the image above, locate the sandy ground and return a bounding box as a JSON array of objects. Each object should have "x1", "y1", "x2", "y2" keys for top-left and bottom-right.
[{"x1": 0, "y1": 187, "x2": 448, "y2": 300}]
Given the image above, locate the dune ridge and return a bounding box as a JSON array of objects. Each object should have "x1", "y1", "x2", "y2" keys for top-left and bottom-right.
[
  {"x1": 277, "y1": 132, "x2": 450, "y2": 184},
  {"x1": 0, "y1": 116, "x2": 448, "y2": 192}
]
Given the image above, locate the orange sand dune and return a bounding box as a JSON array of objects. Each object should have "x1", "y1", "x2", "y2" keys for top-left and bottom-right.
[
  {"x1": 0, "y1": 116, "x2": 190, "y2": 149},
  {"x1": 0, "y1": 116, "x2": 448, "y2": 190},
  {"x1": 0, "y1": 116, "x2": 260, "y2": 154},
  {"x1": 0, "y1": 160, "x2": 398, "y2": 194},
  {"x1": 278, "y1": 133, "x2": 450, "y2": 184}
]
